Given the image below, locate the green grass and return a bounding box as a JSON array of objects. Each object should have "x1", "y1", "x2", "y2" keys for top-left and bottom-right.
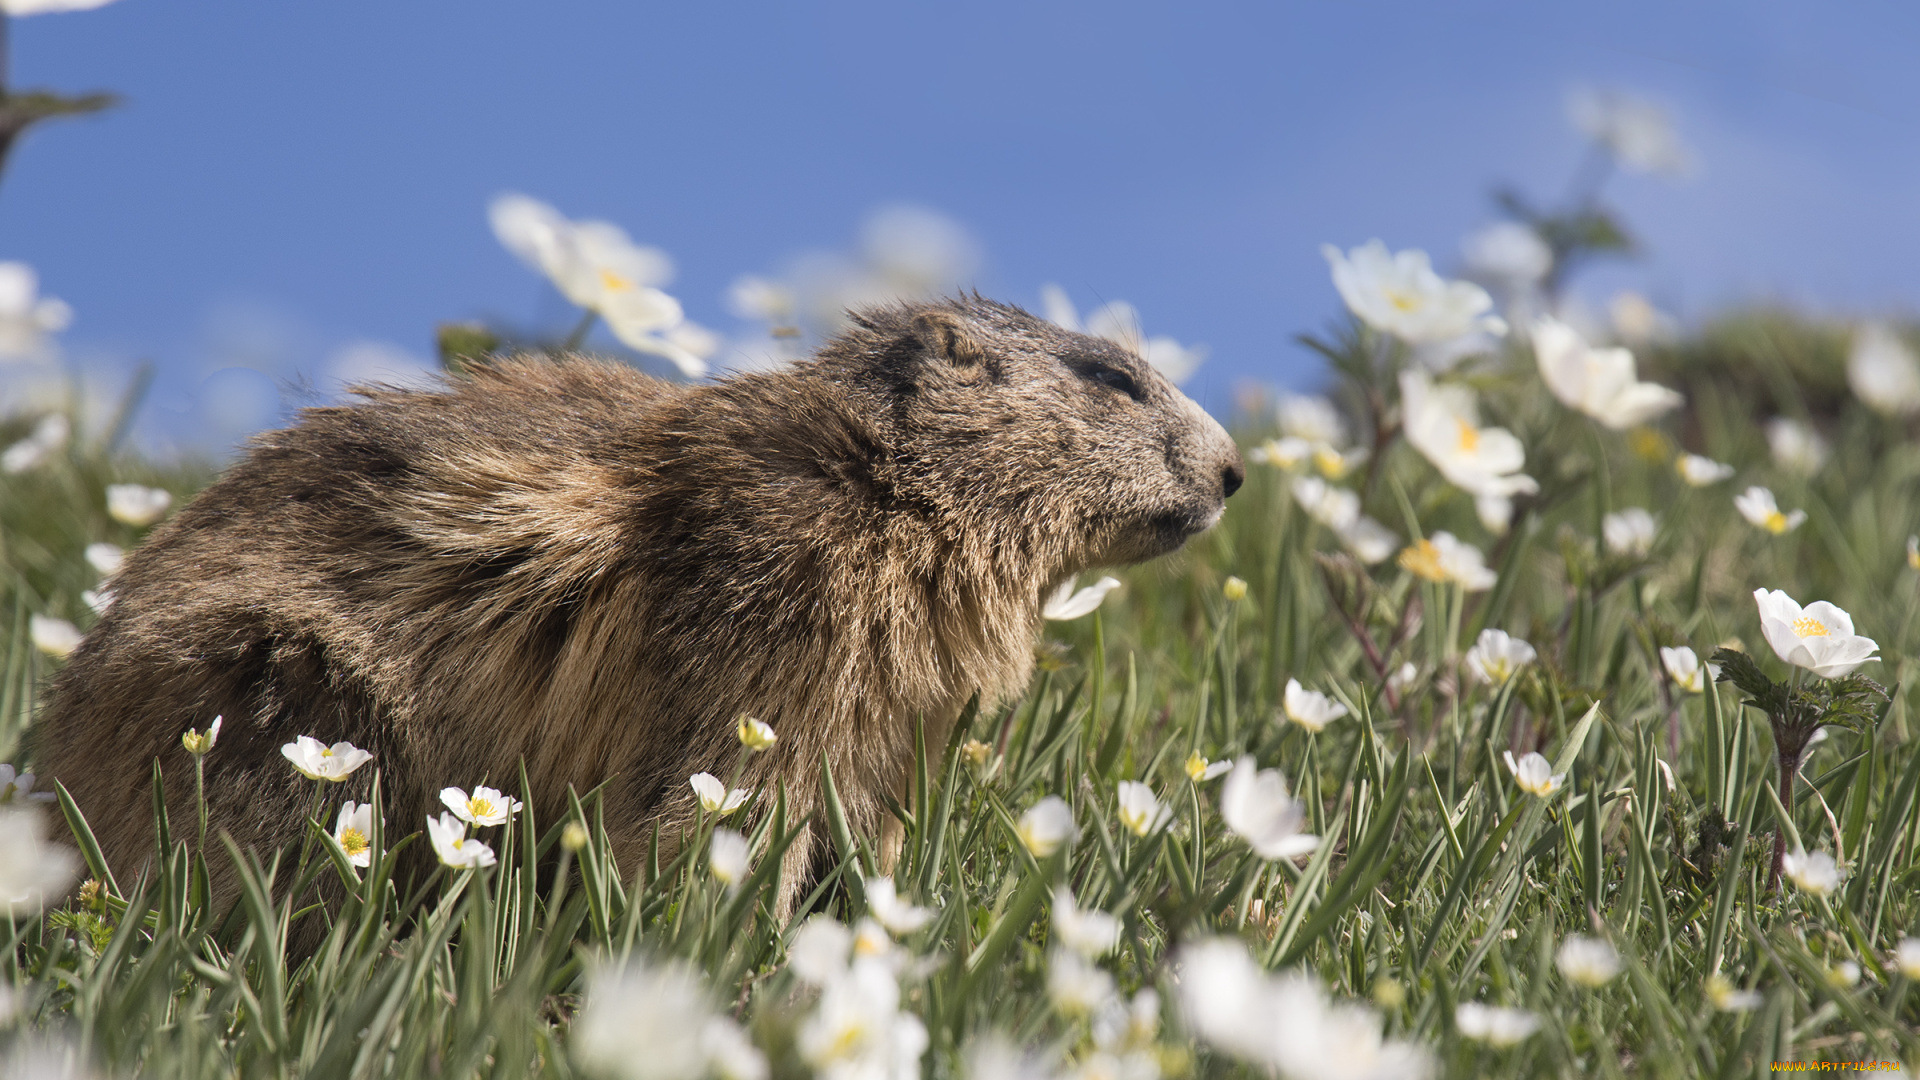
[{"x1": 2, "y1": 308, "x2": 1919, "y2": 1078}]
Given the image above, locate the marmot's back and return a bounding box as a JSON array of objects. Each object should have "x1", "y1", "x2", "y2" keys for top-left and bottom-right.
[{"x1": 37, "y1": 297, "x2": 1243, "y2": 915}]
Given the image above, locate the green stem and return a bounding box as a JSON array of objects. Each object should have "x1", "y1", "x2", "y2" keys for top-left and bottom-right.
[{"x1": 563, "y1": 309, "x2": 598, "y2": 351}]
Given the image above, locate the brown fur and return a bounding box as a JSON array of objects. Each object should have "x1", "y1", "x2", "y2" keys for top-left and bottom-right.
[{"x1": 37, "y1": 296, "x2": 1242, "y2": 912}]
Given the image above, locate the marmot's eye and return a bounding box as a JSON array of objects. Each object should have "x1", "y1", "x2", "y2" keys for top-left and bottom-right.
[{"x1": 1084, "y1": 365, "x2": 1141, "y2": 400}]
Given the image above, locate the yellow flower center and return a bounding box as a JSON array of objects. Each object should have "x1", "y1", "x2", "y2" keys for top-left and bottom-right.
[
  {"x1": 1386, "y1": 291, "x2": 1421, "y2": 313},
  {"x1": 320, "y1": 747, "x2": 334, "y2": 757},
  {"x1": 338, "y1": 827, "x2": 369, "y2": 856},
  {"x1": 1184, "y1": 753, "x2": 1209, "y2": 781},
  {"x1": 1454, "y1": 418, "x2": 1480, "y2": 454},
  {"x1": 1311, "y1": 446, "x2": 1347, "y2": 478},
  {"x1": 469, "y1": 797, "x2": 495, "y2": 819},
  {"x1": 1792, "y1": 617, "x2": 1830, "y2": 638},
  {"x1": 1764, "y1": 510, "x2": 1788, "y2": 534},
  {"x1": 1398, "y1": 539, "x2": 1446, "y2": 583},
  {"x1": 598, "y1": 268, "x2": 633, "y2": 294}
]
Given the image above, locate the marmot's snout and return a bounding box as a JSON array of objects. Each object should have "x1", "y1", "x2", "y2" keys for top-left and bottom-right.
[{"x1": 1222, "y1": 458, "x2": 1246, "y2": 499}]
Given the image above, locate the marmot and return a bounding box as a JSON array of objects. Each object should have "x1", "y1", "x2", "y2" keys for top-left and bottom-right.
[{"x1": 38, "y1": 296, "x2": 1243, "y2": 911}]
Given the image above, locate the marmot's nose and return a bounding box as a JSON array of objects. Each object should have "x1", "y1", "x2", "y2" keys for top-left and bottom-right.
[{"x1": 1222, "y1": 459, "x2": 1245, "y2": 498}]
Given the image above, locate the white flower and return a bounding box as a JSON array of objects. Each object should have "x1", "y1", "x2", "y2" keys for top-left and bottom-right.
[
  {"x1": 1555, "y1": 934, "x2": 1621, "y2": 987},
  {"x1": 688, "y1": 773, "x2": 751, "y2": 817},
  {"x1": 1780, "y1": 848, "x2": 1841, "y2": 896},
  {"x1": 1531, "y1": 317, "x2": 1682, "y2": 430},
  {"x1": 1052, "y1": 886, "x2": 1122, "y2": 958},
  {"x1": 1324, "y1": 240, "x2": 1505, "y2": 346},
  {"x1": 788, "y1": 917, "x2": 856, "y2": 985},
  {"x1": 1183, "y1": 753, "x2": 1231, "y2": 783},
  {"x1": 797, "y1": 944, "x2": 929, "y2": 1080},
  {"x1": 1396, "y1": 532, "x2": 1498, "y2": 591},
  {"x1": 1602, "y1": 508, "x2": 1657, "y2": 557},
  {"x1": 0, "y1": 765, "x2": 49, "y2": 805},
  {"x1": 81, "y1": 588, "x2": 112, "y2": 615},
  {"x1": 1282, "y1": 679, "x2": 1349, "y2": 733},
  {"x1": 862, "y1": 876, "x2": 936, "y2": 936},
  {"x1": 1765, "y1": 418, "x2": 1828, "y2": 476},
  {"x1": 574, "y1": 959, "x2": 766, "y2": 1080},
  {"x1": 709, "y1": 829, "x2": 750, "y2": 886},
  {"x1": 1047, "y1": 948, "x2": 1116, "y2": 1017},
  {"x1": 1043, "y1": 287, "x2": 1204, "y2": 383},
  {"x1": 1219, "y1": 757, "x2": 1319, "y2": 860},
  {"x1": 728, "y1": 275, "x2": 798, "y2": 325},
  {"x1": 1503, "y1": 751, "x2": 1564, "y2": 798},
  {"x1": 0, "y1": 0, "x2": 122, "y2": 14},
  {"x1": 1734, "y1": 487, "x2": 1806, "y2": 536},
  {"x1": 1461, "y1": 222, "x2": 1551, "y2": 286},
  {"x1": 1454, "y1": 1002, "x2": 1541, "y2": 1047},
  {"x1": 1753, "y1": 589, "x2": 1879, "y2": 680},
  {"x1": 1043, "y1": 575, "x2": 1122, "y2": 621},
  {"x1": 1277, "y1": 394, "x2": 1347, "y2": 446},
  {"x1": 105, "y1": 484, "x2": 172, "y2": 527},
  {"x1": 1398, "y1": 371, "x2": 1537, "y2": 510},
  {"x1": 1676, "y1": 453, "x2": 1735, "y2": 486},
  {"x1": 1705, "y1": 974, "x2": 1763, "y2": 1012},
  {"x1": 0, "y1": 262, "x2": 72, "y2": 359},
  {"x1": 280, "y1": 735, "x2": 374, "y2": 782},
  {"x1": 1826, "y1": 961, "x2": 1861, "y2": 989},
  {"x1": 1848, "y1": 324, "x2": 1920, "y2": 416},
  {"x1": 1115, "y1": 781, "x2": 1170, "y2": 837},
  {"x1": 736, "y1": 715, "x2": 777, "y2": 751},
  {"x1": 427, "y1": 811, "x2": 496, "y2": 869},
  {"x1": 2, "y1": 414, "x2": 69, "y2": 473},
  {"x1": 1292, "y1": 476, "x2": 1359, "y2": 531},
  {"x1": 1894, "y1": 938, "x2": 1920, "y2": 980},
  {"x1": 1015, "y1": 797, "x2": 1076, "y2": 857},
  {"x1": 1338, "y1": 515, "x2": 1399, "y2": 565},
  {"x1": 0, "y1": 808, "x2": 77, "y2": 913},
  {"x1": 1387, "y1": 663, "x2": 1419, "y2": 696},
  {"x1": 1248, "y1": 436, "x2": 1311, "y2": 470},
  {"x1": 1176, "y1": 938, "x2": 1432, "y2": 1079},
  {"x1": 1569, "y1": 88, "x2": 1693, "y2": 176},
  {"x1": 83, "y1": 542, "x2": 123, "y2": 576},
  {"x1": 1467, "y1": 630, "x2": 1537, "y2": 687},
  {"x1": 332, "y1": 801, "x2": 376, "y2": 867},
  {"x1": 1609, "y1": 291, "x2": 1679, "y2": 346},
  {"x1": 180, "y1": 715, "x2": 222, "y2": 756},
  {"x1": 1659, "y1": 646, "x2": 1717, "y2": 694},
  {"x1": 440, "y1": 785, "x2": 523, "y2": 826},
  {"x1": 28, "y1": 616, "x2": 81, "y2": 658}
]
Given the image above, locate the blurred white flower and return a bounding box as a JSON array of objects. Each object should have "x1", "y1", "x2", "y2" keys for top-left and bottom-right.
[
  {"x1": 1765, "y1": 418, "x2": 1827, "y2": 477},
  {"x1": 1676, "y1": 453, "x2": 1735, "y2": 487},
  {"x1": 1047, "y1": 948, "x2": 1116, "y2": 1017},
  {"x1": 728, "y1": 276, "x2": 798, "y2": 326},
  {"x1": 965, "y1": 1036, "x2": 1055, "y2": 1080},
  {"x1": 332, "y1": 801, "x2": 376, "y2": 867},
  {"x1": 0, "y1": 765, "x2": 49, "y2": 805},
  {"x1": 1310, "y1": 443, "x2": 1368, "y2": 481},
  {"x1": 80, "y1": 589, "x2": 111, "y2": 616},
  {"x1": 1602, "y1": 508, "x2": 1656, "y2": 557},
  {"x1": 1044, "y1": 287, "x2": 1205, "y2": 384},
  {"x1": 1324, "y1": 240, "x2": 1505, "y2": 347},
  {"x1": 1705, "y1": 974, "x2": 1763, "y2": 1012},
  {"x1": 1338, "y1": 515, "x2": 1399, "y2": 565},
  {"x1": 83, "y1": 542, "x2": 123, "y2": 576},
  {"x1": 1848, "y1": 324, "x2": 1920, "y2": 416},
  {"x1": 737, "y1": 715, "x2": 777, "y2": 752},
  {"x1": 863, "y1": 205, "x2": 980, "y2": 294},
  {"x1": 0, "y1": 808, "x2": 77, "y2": 913},
  {"x1": 0, "y1": 263, "x2": 72, "y2": 361},
  {"x1": 2, "y1": 414, "x2": 69, "y2": 474},
  {"x1": 1467, "y1": 629, "x2": 1537, "y2": 687},
  {"x1": 427, "y1": 811, "x2": 497, "y2": 869},
  {"x1": 1894, "y1": 938, "x2": 1920, "y2": 980},
  {"x1": 797, "y1": 940, "x2": 928, "y2": 1080},
  {"x1": 1461, "y1": 223, "x2": 1551, "y2": 286},
  {"x1": 1826, "y1": 960, "x2": 1861, "y2": 989},
  {"x1": 1779, "y1": 847, "x2": 1840, "y2": 896},
  {"x1": 1044, "y1": 576, "x2": 1122, "y2": 621},
  {"x1": 1734, "y1": 486, "x2": 1805, "y2": 536},
  {"x1": 1183, "y1": 753, "x2": 1231, "y2": 783},
  {"x1": 709, "y1": 828, "x2": 750, "y2": 886},
  {"x1": 688, "y1": 773, "x2": 750, "y2": 817},
  {"x1": 1282, "y1": 679, "x2": 1349, "y2": 733},
  {"x1": 1176, "y1": 938, "x2": 1431, "y2": 1079},
  {"x1": 1277, "y1": 394, "x2": 1347, "y2": 446},
  {"x1": 1016, "y1": 796, "x2": 1076, "y2": 857},
  {"x1": 0, "y1": 0, "x2": 122, "y2": 13},
  {"x1": 862, "y1": 876, "x2": 936, "y2": 936},
  {"x1": 574, "y1": 959, "x2": 766, "y2": 1080},
  {"x1": 1387, "y1": 663, "x2": 1419, "y2": 697},
  {"x1": 1398, "y1": 371, "x2": 1537, "y2": 515},
  {"x1": 1556, "y1": 934, "x2": 1621, "y2": 987},
  {"x1": 1222, "y1": 576, "x2": 1248, "y2": 602},
  {"x1": 282, "y1": 736, "x2": 373, "y2": 782},
  {"x1": 1532, "y1": 317, "x2": 1682, "y2": 430},
  {"x1": 29, "y1": 615, "x2": 81, "y2": 658},
  {"x1": 1454, "y1": 1002, "x2": 1540, "y2": 1047},
  {"x1": 1219, "y1": 757, "x2": 1318, "y2": 860},
  {"x1": 1609, "y1": 291, "x2": 1680, "y2": 346},
  {"x1": 1569, "y1": 89, "x2": 1693, "y2": 176},
  {"x1": 1248, "y1": 436, "x2": 1311, "y2": 470},
  {"x1": 440, "y1": 784, "x2": 522, "y2": 826},
  {"x1": 105, "y1": 484, "x2": 171, "y2": 527},
  {"x1": 1397, "y1": 532, "x2": 1497, "y2": 592},
  {"x1": 1052, "y1": 886, "x2": 1122, "y2": 957},
  {"x1": 1753, "y1": 588, "x2": 1878, "y2": 680},
  {"x1": 1502, "y1": 751, "x2": 1564, "y2": 798},
  {"x1": 1659, "y1": 646, "x2": 1716, "y2": 694},
  {"x1": 1115, "y1": 781, "x2": 1170, "y2": 837},
  {"x1": 1292, "y1": 476, "x2": 1359, "y2": 531}
]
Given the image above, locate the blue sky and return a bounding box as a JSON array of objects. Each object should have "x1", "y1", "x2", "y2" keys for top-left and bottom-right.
[{"x1": 4, "y1": 1, "x2": 1918, "y2": 453}]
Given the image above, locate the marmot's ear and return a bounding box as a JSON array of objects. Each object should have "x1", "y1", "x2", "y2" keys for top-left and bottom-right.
[{"x1": 912, "y1": 311, "x2": 987, "y2": 370}]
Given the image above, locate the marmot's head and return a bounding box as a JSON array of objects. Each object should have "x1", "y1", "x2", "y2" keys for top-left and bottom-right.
[{"x1": 817, "y1": 295, "x2": 1243, "y2": 574}]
